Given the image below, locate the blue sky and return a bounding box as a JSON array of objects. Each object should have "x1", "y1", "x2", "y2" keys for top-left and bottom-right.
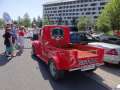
[{"x1": 0, "y1": 0, "x2": 55, "y2": 20}]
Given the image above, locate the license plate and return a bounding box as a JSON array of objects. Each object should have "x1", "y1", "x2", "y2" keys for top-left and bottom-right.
[
  {"x1": 81, "y1": 64, "x2": 95, "y2": 71},
  {"x1": 80, "y1": 60, "x2": 96, "y2": 65}
]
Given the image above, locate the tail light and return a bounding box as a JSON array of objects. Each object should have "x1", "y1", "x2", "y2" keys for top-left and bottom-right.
[{"x1": 106, "y1": 49, "x2": 118, "y2": 55}]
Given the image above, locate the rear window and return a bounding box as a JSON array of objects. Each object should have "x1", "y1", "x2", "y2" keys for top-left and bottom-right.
[{"x1": 51, "y1": 28, "x2": 64, "y2": 39}]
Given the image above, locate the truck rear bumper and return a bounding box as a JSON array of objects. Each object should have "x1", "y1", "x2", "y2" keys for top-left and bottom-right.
[{"x1": 68, "y1": 63, "x2": 104, "y2": 72}]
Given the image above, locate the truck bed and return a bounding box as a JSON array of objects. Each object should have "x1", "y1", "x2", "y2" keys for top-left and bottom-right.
[
  {"x1": 70, "y1": 49, "x2": 97, "y2": 59},
  {"x1": 56, "y1": 44, "x2": 98, "y2": 59}
]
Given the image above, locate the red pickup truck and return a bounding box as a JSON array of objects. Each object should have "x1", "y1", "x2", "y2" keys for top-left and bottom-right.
[{"x1": 32, "y1": 25, "x2": 104, "y2": 80}]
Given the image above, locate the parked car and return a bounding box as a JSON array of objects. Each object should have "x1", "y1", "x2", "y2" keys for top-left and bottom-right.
[
  {"x1": 89, "y1": 42, "x2": 120, "y2": 65},
  {"x1": 32, "y1": 25, "x2": 104, "y2": 80},
  {"x1": 92, "y1": 33, "x2": 120, "y2": 45},
  {"x1": 70, "y1": 32, "x2": 99, "y2": 44},
  {"x1": 71, "y1": 32, "x2": 120, "y2": 65}
]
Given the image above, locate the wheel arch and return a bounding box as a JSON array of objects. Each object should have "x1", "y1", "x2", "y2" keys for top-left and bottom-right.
[
  {"x1": 48, "y1": 56, "x2": 61, "y2": 70},
  {"x1": 32, "y1": 41, "x2": 40, "y2": 55}
]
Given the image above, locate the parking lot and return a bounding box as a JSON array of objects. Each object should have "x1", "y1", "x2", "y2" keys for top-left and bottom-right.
[{"x1": 0, "y1": 30, "x2": 120, "y2": 90}]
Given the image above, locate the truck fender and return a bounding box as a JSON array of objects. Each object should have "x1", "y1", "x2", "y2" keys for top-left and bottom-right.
[
  {"x1": 32, "y1": 41, "x2": 41, "y2": 54},
  {"x1": 48, "y1": 56, "x2": 61, "y2": 70}
]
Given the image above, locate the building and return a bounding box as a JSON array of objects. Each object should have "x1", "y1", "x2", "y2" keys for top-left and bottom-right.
[{"x1": 43, "y1": 0, "x2": 108, "y2": 25}]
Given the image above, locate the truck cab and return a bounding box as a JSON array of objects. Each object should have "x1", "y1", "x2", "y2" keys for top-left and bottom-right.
[{"x1": 32, "y1": 25, "x2": 104, "y2": 80}]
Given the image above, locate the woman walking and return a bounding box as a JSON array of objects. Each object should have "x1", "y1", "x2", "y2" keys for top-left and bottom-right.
[{"x1": 17, "y1": 26, "x2": 25, "y2": 54}]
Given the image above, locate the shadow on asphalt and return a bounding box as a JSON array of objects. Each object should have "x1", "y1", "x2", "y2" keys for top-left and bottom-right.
[
  {"x1": 31, "y1": 55, "x2": 109, "y2": 90},
  {"x1": 0, "y1": 53, "x2": 12, "y2": 66},
  {"x1": 100, "y1": 64, "x2": 120, "y2": 77}
]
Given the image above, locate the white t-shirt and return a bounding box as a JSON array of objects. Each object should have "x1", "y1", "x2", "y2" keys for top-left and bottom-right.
[{"x1": 33, "y1": 28, "x2": 39, "y2": 34}]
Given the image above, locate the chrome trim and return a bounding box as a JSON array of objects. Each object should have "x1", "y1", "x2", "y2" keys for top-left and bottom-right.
[
  {"x1": 69, "y1": 67, "x2": 82, "y2": 72},
  {"x1": 69, "y1": 63, "x2": 104, "y2": 72},
  {"x1": 96, "y1": 63, "x2": 104, "y2": 66}
]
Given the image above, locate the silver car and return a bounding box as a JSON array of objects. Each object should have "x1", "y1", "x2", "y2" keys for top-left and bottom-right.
[{"x1": 89, "y1": 42, "x2": 120, "y2": 64}]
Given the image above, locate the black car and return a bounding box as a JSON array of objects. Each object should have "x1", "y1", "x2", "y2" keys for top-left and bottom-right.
[
  {"x1": 70, "y1": 32, "x2": 99, "y2": 44},
  {"x1": 92, "y1": 33, "x2": 120, "y2": 45}
]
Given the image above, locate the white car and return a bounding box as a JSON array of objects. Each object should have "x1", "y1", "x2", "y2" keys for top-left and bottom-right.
[{"x1": 89, "y1": 42, "x2": 120, "y2": 64}]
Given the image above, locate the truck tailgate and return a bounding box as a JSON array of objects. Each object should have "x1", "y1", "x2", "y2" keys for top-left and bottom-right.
[
  {"x1": 70, "y1": 49, "x2": 98, "y2": 59},
  {"x1": 77, "y1": 51, "x2": 97, "y2": 59}
]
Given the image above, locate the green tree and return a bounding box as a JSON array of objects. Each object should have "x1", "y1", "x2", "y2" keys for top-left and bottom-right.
[
  {"x1": 43, "y1": 16, "x2": 51, "y2": 25},
  {"x1": 22, "y1": 13, "x2": 31, "y2": 27},
  {"x1": 96, "y1": 12, "x2": 112, "y2": 33},
  {"x1": 96, "y1": 0, "x2": 120, "y2": 33},
  {"x1": 36, "y1": 16, "x2": 42, "y2": 28},
  {"x1": 32, "y1": 17, "x2": 37, "y2": 24},
  {"x1": 32, "y1": 17, "x2": 37, "y2": 27},
  {"x1": 77, "y1": 16, "x2": 93, "y2": 31},
  {"x1": 17, "y1": 16, "x2": 22, "y2": 26}
]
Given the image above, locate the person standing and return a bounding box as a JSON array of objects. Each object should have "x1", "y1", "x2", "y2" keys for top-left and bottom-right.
[
  {"x1": 32, "y1": 24, "x2": 39, "y2": 40},
  {"x1": 3, "y1": 25, "x2": 14, "y2": 57},
  {"x1": 10, "y1": 23, "x2": 18, "y2": 56},
  {"x1": 17, "y1": 26, "x2": 25, "y2": 54}
]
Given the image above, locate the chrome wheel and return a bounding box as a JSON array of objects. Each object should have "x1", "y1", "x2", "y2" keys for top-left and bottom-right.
[
  {"x1": 49, "y1": 61, "x2": 64, "y2": 80},
  {"x1": 49, "y1": 61, "x2": 56, "y2": 78}
]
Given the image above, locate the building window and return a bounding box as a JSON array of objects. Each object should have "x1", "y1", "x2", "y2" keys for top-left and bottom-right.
[
  {"x1": 92, "y1": 12, "x2": 96, "y2": 14},
  {"x1": 82, "y1": 13, "x2": 84, "y2": 15},
  {"x1": 98, "y1": 7, "x2": 102, "y2": 10},
  {"x1": 88, "y1": 8, "x2": 91, "y2": 10},
  {"x1": 59, "y1": 7, "x2": 62, "y2": 9},
  {"x1": 84, "y1": 8, "x2": 87, "y2": 11},
  {"x1": 100, "y1": 2, "x2": 106, "y2": 6},
  {"x1": 81, "y1": 5, "x2": 83, "y2": 7},
  {"x1": 81, "y1": 0, "x2": 83, "y2": 3},
  {"x1": 92, "y1": 8, "x2": 96, "y2": 10},
  {"x1": 77, "y1": 5, "x2": 79, "y2": 7},
  {"x1": 86, "y1": 12, "x2": 91, "y2": 15},
  {"x1": 80, "y1": 9, "x2": 83, "y2": 11},
  {"x1": 84, "y1": 4, "x2": 88, "y2": 6},
  {"x1": 91, "y1": 3, "x2": 97, "y2": 6},
  {"x1": 76, "y1": 9, "x2": 79, "y2": 11},
  {"x1": 84, "y1": 0, "x2": 88, "y2": 2}
]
